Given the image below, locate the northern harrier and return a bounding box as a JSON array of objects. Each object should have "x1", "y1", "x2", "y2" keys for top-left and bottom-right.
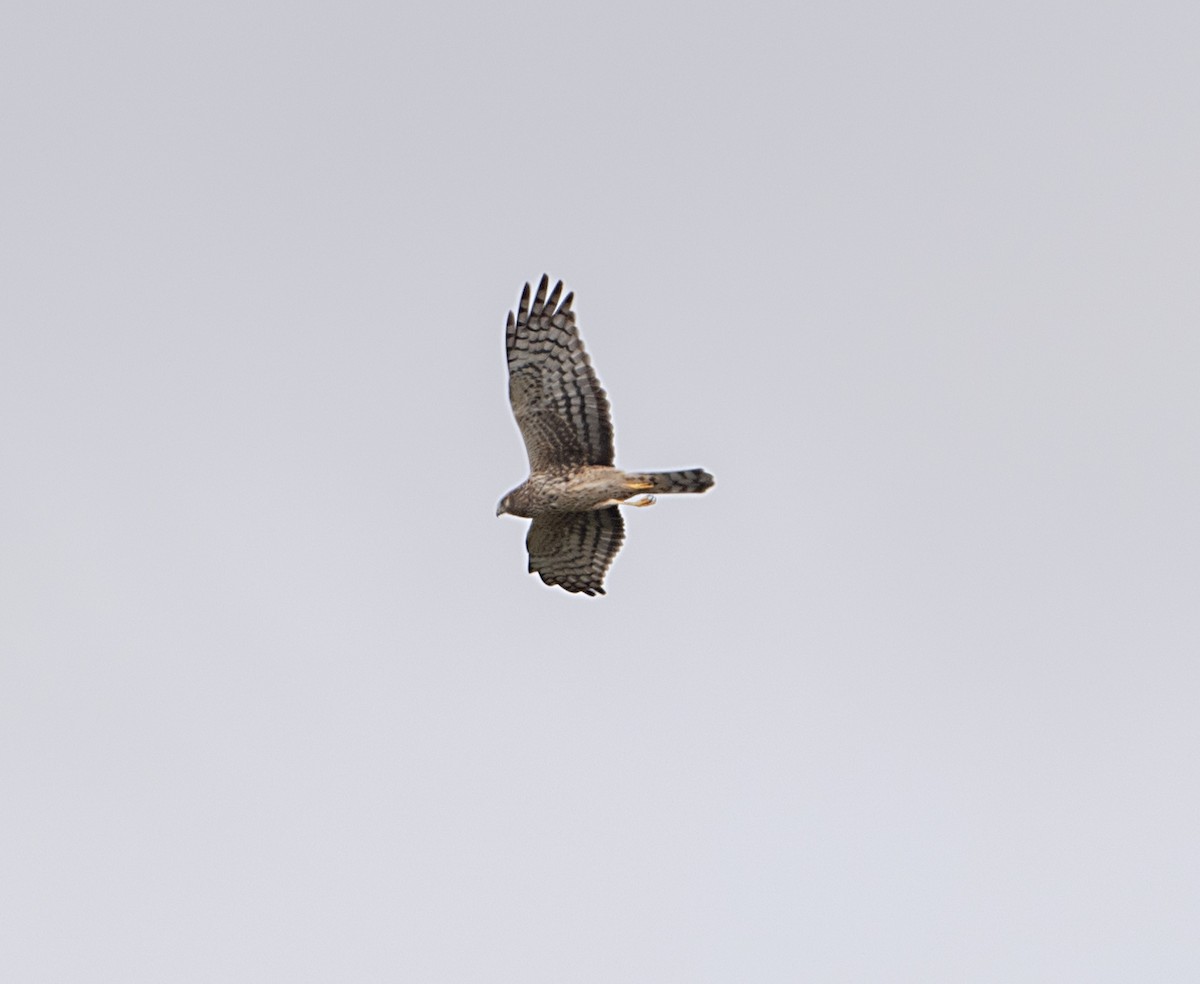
[{"x1": 496, "y1": 275, "x2": 714, "y2": 595}]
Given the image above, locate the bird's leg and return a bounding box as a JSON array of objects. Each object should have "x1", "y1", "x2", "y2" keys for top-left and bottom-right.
[{"x1": 625, "y1": 494, "x2": 657, "y2": 508}]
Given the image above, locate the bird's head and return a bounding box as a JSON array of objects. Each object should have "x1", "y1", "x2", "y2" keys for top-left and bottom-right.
[{"x1": 495, "y1": 493, "x2": 512, "y2": 517}]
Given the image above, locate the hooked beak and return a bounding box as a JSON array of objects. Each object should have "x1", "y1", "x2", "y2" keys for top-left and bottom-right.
[{"x1": 495, "y1": 503, "x2": 506, "y2": 517}]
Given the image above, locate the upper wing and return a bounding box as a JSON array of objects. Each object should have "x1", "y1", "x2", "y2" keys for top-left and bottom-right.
[
  {"x1": 525, "y1": 507, "x2": 625, "y2": 596},
  {"x1": 506, "y1": 275, "x2": 615, "y2": 471}
]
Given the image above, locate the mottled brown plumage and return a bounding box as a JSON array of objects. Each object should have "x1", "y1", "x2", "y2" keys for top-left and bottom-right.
[{"x1": 496, "y1": 276, "x2": 714, "y2": 596}]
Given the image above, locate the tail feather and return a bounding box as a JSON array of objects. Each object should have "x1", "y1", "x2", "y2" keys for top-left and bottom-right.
[{"x1": 628, "y1": 468, "x2": 715, "y2": 495}]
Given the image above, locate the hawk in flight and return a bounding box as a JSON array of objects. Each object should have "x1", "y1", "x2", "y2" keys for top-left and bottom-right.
[{"x1": 496, "y1": 275, "x2": 714, "y2": 595}]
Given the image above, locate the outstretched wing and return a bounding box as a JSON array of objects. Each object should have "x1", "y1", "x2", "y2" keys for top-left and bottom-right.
[
  {"x1": 525, "y1": 507, "x2": 625, "y2": 596},
  {"x1": 506, "y1": 275, "x2": 615, "y2": 471}
]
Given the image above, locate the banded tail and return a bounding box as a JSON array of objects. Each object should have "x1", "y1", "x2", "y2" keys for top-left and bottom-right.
[{"x1": 627, "y1": 468, "x2": 715, "y2": 495}]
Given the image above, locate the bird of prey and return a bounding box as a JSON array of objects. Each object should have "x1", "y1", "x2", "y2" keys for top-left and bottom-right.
[{"x1": 496, "y1": 275, "x2": 714, "y2": 595}]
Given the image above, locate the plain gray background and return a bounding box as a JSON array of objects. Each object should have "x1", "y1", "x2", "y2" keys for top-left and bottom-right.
[{"x1": 2, "y1": 1, "x2": 1197, "y2": 980}]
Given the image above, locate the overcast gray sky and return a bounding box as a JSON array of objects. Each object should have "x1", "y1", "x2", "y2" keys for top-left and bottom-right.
[{"x1": 2, "y1": 1, "x2": 1198, "y2": 980}]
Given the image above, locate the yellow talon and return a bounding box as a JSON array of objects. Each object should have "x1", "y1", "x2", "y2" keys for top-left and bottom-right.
[{"x1": 627, "y1": 495, "x2": 657, "y2": 507}]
